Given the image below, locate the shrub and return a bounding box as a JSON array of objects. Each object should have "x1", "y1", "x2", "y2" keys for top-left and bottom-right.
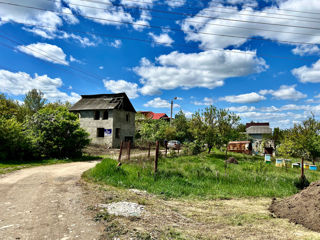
[
  {"x1": 26, "y1": 106, "x2": 90, "y2": 158},
  {"x1": 0, "y1": 117, "x2": 35, "y2": 162},
  {"x1": 183, "y1": 141, "x2": 202, "y2": 155}
]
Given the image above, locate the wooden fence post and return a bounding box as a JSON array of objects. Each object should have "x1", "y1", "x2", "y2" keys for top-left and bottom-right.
[
  {"x1": 148, "y1": 142, "x2": 151, "y2": 160},
  {"x1": 127, "y1": 140, "x2": 131, "y2": 161},
  {"x1": 165, "y1": 143, "x2": 168, "y2": 157},
  {"x1": 301, "y1": 157, "x2": 304, "y2": 179},
  {"x1": 117, "y1": 141, "x2": 123, "y2": 167},
  {"x1": 154, "y1": 141, "x2": 159, "y2": 173}
]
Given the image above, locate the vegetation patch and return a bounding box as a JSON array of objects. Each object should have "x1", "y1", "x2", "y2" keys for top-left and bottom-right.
[{"x1": 84, "y1": 151, "x2": 320, "y2": 199}]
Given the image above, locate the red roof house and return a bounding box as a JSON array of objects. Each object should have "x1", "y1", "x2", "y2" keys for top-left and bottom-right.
[{"x1": 138, "y1": 111, "x2": 169, "y2": 120}]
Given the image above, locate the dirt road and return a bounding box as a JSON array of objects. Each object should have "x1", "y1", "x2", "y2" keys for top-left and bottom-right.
[{"x1": 0, "y1": 161, "x2": 103, "y2": 240}]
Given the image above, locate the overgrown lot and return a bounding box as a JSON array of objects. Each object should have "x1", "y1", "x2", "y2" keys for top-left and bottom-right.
[{"x1": 84, "y1": 151, "x2": 320, "y2": 199}]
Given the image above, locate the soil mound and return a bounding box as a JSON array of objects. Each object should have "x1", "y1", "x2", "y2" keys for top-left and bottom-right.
[
  {"x1": 227, "y1": 157, "x2": 238, "y2": 164},
  {"x1": 269, "y1": 180, "x2": 320, "y2": 232}
]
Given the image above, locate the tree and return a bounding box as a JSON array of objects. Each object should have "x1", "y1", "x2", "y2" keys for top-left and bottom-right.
[
  {"x1": 278, "y1": 116, "x2": 320, "y2": 163},
  {"x1": 173, "y1": 110, "x2": 193, "y2": 142},
  {"x1": 25, "y1": 106, "x2": 90, "y2": 158},
  {"x1": 0, "y1": 94, "x2": 28, "y2": 122},
  {"x1": 191, "y1": 106, "x2": 240, "y2": 154},
  {"x1": 24, "y1": 89, "x2": 47, "y2": 115}
]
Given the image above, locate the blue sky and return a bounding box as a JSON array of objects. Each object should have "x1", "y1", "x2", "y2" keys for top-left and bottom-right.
[{"x1": 1, "y1": 0, "x2": 320, "y2": 128}]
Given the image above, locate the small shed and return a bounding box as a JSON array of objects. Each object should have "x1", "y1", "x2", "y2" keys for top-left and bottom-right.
[{"x1": 227, "y1": 141, "x2": 252, "y2": 155}]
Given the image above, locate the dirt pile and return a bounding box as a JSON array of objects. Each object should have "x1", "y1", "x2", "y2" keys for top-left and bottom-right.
[
  {"x1": 227, "y1": 157, "x2": 238, "y2": 164},
  {"x1": 269, "y1": 180, "x2": 320, "y2": 232}
]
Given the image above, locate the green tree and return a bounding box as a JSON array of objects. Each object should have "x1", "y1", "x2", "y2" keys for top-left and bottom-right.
[
  {"x1": 0, "y1": 94, "x2": 28, "y2": 122},
  {"x1": 25, "y1": 106, "x2": 90, "y2": 158},
  {"x1": 173, "y1": 110, "x2": 193, "y2": 142},
  {"x1": 24, "y1": 89, "x2": 47, "y2": 115},
  {"x1": 278, "y1": 116, "x2": 320, "y2": 163},
  {"x1": 0, "y1": 117, "x2": 35, "y2": 161}
]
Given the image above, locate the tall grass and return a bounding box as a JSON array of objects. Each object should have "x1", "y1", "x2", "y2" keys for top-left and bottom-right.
[{"x1": 84, "y1": 152, "x2": 320, "y2": 199}]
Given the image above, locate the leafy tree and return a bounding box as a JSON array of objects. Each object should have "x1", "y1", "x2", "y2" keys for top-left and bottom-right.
[
  {"x1": 24, "y1": 89, "x2": 47, "y2": 115},
  {"x1": 173, "y1": 110, "x2": 193, "y2": 142},
  {"x1": 278, "y1": 116, "x2": 320, "y2": 164},
  {"x1": 0, "y1": 94, "x2": 28, "y2": 122},
  {"x1": 0, "y1": 117, "x2": 35, "y2": 161},
  {"x1": 25, "y1": 106, "x2": 90, "y2": 158}
]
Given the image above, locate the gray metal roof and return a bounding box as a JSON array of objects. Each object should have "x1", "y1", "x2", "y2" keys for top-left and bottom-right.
[
  {"x1": 69, "y1": 93, "x2": 136, "y2": 112},
  {"x1": 246, "y1": 126, "x2": 272, "y2": 135}
]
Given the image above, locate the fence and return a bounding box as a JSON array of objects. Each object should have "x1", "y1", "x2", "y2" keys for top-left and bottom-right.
[{"x1": 116, "y1": 140, "x2": 182, "y2": 173}]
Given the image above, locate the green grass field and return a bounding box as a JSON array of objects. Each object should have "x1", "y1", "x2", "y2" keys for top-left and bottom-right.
[
  {"x1": 0, "y1": 155, "x2": 101, "y2": 175},
  {"x1": 84, "y1": 151, "x2": 320, "y2": 199}
]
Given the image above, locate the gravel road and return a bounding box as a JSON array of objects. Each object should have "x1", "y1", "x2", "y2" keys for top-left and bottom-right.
[{"x1": 0, "y1": 161, "x2": 103, "y2": 240}]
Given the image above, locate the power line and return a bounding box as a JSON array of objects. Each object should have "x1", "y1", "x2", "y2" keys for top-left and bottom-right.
[
  {"x1": 1, "y1": 1, "x2": 320, "y2": 46},
  {"x1": 125, "y1": 0, "x2": 320, "y2": 16},
  {"x1": 47, "y1": 0, "x2": 320, "y2": 37},
  {"x1": 0, "y1": 42, "x2": 87, "y2": 95},
  {"x1": 58, "y1": 0, "x2": 320, "y2": 26},
  {"x1": 36, "y1": 0, "x2": 320, "y2": 37},
  {"x1": 0, "y1": 32, "x2": 105, "y2": 87},
  {"x1": 0, "y1": 19, "x2": 315, "y2": 62},
  {"x1": 87, "y1": 0, "x2": 320, "y2": 23}
]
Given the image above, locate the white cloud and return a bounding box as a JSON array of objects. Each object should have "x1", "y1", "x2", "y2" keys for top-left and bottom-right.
[
  {"x1": 61, "y1": 7, "x2": 79, "y2": 24},
  {"x1": 121, "y1": 0, "x2": 154, "y2": 8},
  {"x1": 17, "y1": 42, "x2": 69, "y2": 65},
  {"x1": 144, "y1": 97, "x2": 180, "y2": 108},
  {"x1": 292, "y1": 59, "x2": 320, "y2": 83},
  {"x1": 193, "y1": 97, "x2": 214, "y2": 106},
  {"x1": 228, "y1": 106, "x2": 256, "y2": 112},
  {"x1": 180, "y1": 0, "x2": 320, "y2": 49},
  {"x1": 69, "y1": 55, "x2": 83, "y2": 64},
  {"x1": 135, "y1": 49, "x2": 267, "y2": 95},
  {"x1": 166, "y1": 0, "x2": 186, "y2": 8},
  {"x1": 176, "y1": 97, "x2": 183, "y2": 100},
  {"x1": 99, "y1": 66, "x2": 104, "y2": 70},
  {"x1": 220, "y1": 92, "x2": 266, "y2": 103},
  {"x1": 109, "y1": 39, "x2": 122, "y2": 48},
  {"x1": 149, "y1": 32, "x2": 174, "y2": 46},
  {"x1": 292, "y1": 45, "x2": 320, "y2": 56},
  {"x1": 103, "y1": 79, "x2": 139, "y2": 99},
  {"x1": 259, "y1": 85, "x2": 307, "y2": 101},
  {"x1": 183, "y1": 111, "x2": 193, "y2": 118},
  {"x1": 315, "y1": 94, "x2": 320, "y2": 98},
  {"x1": 0, "y1": 69, "x2": 80, "y2": 103}
]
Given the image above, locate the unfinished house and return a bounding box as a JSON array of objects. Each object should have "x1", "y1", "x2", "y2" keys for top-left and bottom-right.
[
  {"x1": 246, "y1": 122, "x2": 274, "y2": 155},
  {"x1": 69, "y1": 93, "x2": 136, "y2": 148}
]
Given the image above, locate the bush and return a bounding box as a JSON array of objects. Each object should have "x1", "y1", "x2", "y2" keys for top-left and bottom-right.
[
  {"x1": 183, "y1": 141, "x2": 202, "y2": 156},
  {"x1": 25, "y1": 106, "x2": 90, "y2": 158},
  {"x1": 294, "y1": 176, "x2": 310, "y2": 190},
  {"x1": 0, "y1": 117, "x2": 35, "y2": 162}
]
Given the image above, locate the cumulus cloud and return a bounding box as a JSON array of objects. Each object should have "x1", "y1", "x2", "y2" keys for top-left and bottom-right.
[
  {"x1": 144, "y1": 97, "x2": 180, "y2": 108},
  {"x1": 180, "y1": 0, "x2": 320, "y2": 49},
  {"x1": 166, "y1": 0, "x2": 186, "y2": 8},
  {"x1": 109, "y1": 39, "x2": 122, "y2": 48},
  {"x1": 135, "y1": 49, "x2": 268, "y2": 95},
  {"x1": 220, "y1": 92, "x2": 266, "y2": 103},
  {"x1": 103, "y1": 79, "x2": 139, "y2": 99},
  {"x1": 193, "y1": 97, "x2": 214, "y2": 106},
  {"x1": 0, "y1": 69, "x2": 80, "y2": 103},
  {"x1": 259, "y1": 85, "x2": 307, "y2": 101},
  {"x1": 292, "y1": 59, "x2": 320, "y2": 83},
  {"x1": 292, "y1": 45, "x2": 320, "y2": 56},
  {"x1": 149, "y1": 32, "x2": 174, "y2": 46},
  {"x1": 17, "y1": 42, "x2": 69, "y2": 65},
  {"x1": 228, "y1": 106, "x2": 256, "y2": 112}
]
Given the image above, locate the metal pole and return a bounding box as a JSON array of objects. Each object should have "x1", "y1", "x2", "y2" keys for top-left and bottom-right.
[{"x1": 170, "y1": 100, "x2": 173, "y2": 126}]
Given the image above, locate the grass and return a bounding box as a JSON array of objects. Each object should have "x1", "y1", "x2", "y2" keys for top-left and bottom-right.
[
  {"x1": 84, "y1": 151, "x2": 320, "y2": 199},
  {"x1": 0, "y1": 155, "x2": 101, "y2": 175}
]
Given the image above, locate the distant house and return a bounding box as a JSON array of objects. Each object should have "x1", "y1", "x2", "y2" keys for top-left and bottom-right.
[
  {"x1": 138, "y1": 111, "x2": 169, "y2": 121},
  {"x1": 246, "y1": 122, "x2": 274, "y2": 155},
  {"x1": 69, "y1": 93, "x2": 136, "y2": 148}
]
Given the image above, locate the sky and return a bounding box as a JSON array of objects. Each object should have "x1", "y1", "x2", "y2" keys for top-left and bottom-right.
[{"x1": 1, "y1": 0, "x2": 320, "y2": 129}]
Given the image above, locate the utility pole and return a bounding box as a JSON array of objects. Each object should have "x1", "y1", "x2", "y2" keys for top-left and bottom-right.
[{"x1": 170, "y1": 97, "x2": 177, "y2": 126}]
